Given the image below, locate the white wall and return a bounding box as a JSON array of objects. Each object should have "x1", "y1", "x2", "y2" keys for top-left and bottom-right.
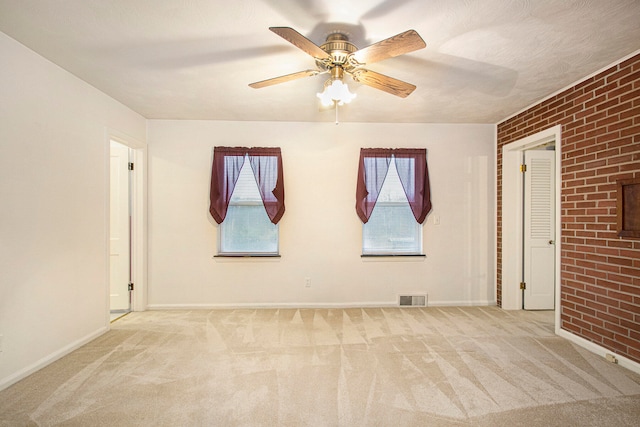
[
  {"x1": 0, "y1": 32, "x2": 146, "y2": 389},
  {"x1": 148, "y1": 120, "x2": 495, "y2": 308}
]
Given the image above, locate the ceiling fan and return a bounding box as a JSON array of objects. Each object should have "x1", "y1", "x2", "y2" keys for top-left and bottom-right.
[{"x1": 249, "y1": 26, "x2": 426, "y2": 102}]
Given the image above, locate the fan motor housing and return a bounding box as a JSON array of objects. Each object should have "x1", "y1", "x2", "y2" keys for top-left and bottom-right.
[{"x1": 316, "y1": 32, "x2": 358, "y2": 71}]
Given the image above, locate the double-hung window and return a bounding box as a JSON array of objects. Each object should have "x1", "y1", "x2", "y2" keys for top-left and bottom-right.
[
  {"x1": 209, "y1": 147, "x2": 285, "y2": 255},
  {"x1": 356, "y1": 148, "x2": 431, "y2": 255}
]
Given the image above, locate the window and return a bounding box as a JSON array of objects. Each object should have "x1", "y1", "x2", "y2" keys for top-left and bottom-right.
[
  {"x1": 356, "y1": 148, "x2": 431, "y2": 256},
  {"x1": 210, "y1": 147, "x2": 284, "y2": 255},
  {"x1": 363, "y1": 160, "x2": 422, "y2": 254},
  {"x1": 220, "y1": 158, "x2": 278, "y2": 253}
]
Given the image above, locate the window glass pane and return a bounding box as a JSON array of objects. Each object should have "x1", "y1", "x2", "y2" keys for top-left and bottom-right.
[
  {"x1": 220, "y1": 158, "x2": 278, "y2": 254},
  {"x1": 220, "y1": 205, "x2": 278, "y2": 253},
  {"x1": 363, "y1": 159, "x2": 421, "y2": 254},
  {"x1": 363, "y1": 204, "x2": 420, "y2": 254}
]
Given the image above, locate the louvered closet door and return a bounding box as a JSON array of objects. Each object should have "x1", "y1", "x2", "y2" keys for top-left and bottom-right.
[{"x1": 523, "y1": 149, "x2": 556, "y2": 310}]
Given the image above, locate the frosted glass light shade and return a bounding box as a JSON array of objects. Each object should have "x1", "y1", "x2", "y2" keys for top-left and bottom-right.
[{"x1": 317, "y1": 79, "x2": 356, "y2": 107}]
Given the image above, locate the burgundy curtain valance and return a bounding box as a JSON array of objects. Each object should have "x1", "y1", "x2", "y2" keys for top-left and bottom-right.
[
  {"x1": 209, "y1": 146, "x2": 285, "y2": 224},
  {"x1": 355, "y1": 148, "x2": 431, "y2": 224}
]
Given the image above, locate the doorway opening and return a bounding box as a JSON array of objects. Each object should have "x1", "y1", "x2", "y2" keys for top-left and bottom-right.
[
  {"x1": 501, "y1": 125, "x2": 562, "y2": 331},
  {"x1": 107, "y1": 131, "x2": 146, "y2": 323},
  {"x1": 110, "y1": 140, "x2": 132, "y2": 321}
]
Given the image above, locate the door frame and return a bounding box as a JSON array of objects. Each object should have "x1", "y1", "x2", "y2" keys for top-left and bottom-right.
[
  {"x1": 105, "y1": 128, "x2": 147, "y2": 321},
  {"x1": 501, "y1": 125, "x2": 561, "y2": 329}
]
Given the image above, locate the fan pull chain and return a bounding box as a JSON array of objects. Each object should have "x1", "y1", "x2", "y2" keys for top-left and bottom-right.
[{"x1": 335, "y1": 101, "x2": 339, "y2": 125}]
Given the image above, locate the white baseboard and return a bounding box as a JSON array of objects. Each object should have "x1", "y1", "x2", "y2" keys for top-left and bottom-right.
[
  {"x1": 147, "y1": 302, "x2": 397, "y2": 310},
  {"x1": 0, "y1": 326, "x2": 108, "y2": 392},
  {"x1": 147, "y1": 300, "x2": 496, "y2": 310},
  {"x1": 428, "y1": 300, "x2": 495, "y2": 307},
  {"x1": 557, "y1": 328, "x2": 640, "y2": 376}
]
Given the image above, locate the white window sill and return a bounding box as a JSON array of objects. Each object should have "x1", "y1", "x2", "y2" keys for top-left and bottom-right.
[
  {"x1": 361, "y1": 254, "x2": 426, "y2": 261},
  {"x1": 214, "y1": 254, "x2": 280, "y2": 258}
]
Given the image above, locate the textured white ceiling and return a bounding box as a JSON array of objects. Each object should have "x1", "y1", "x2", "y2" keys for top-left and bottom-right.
[{"x1": 1, "y1": 0, "x2": 639, "y2": 123}]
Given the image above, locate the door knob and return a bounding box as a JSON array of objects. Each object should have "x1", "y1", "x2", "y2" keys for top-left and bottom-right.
[{"x1": 549, "y1": 240, "x2": 554, "y2": 245}]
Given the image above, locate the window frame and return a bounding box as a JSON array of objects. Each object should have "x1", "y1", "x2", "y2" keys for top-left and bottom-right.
[{"x1": 356, "y1": 148, "x2": 431, "y2": 257}]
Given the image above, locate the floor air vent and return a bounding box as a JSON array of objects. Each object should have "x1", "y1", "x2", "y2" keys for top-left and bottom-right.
[{"x1": 399, "y1": 295, "x2": 427, "y2": 307}]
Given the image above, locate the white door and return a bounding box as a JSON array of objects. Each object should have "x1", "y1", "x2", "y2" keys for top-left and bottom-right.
[
  {"x1": 523, "y1": 149, "x2": 555, "y2": 309},
  {"x1": 110, "y1": 141, "x2": 131, "y2": 311}
]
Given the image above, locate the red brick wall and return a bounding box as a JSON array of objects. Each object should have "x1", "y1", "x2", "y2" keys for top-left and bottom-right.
[{"x1": 497, "y1": 53, "x2": 640, "y2": 363}]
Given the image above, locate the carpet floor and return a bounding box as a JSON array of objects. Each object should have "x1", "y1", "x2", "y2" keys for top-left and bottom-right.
[{"x1": 1, "y1": 307, "x2": 639, "y2": 426}]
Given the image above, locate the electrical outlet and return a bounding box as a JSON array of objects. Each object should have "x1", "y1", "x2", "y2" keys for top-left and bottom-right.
[
  {"x1": 0, "y1": 334, "x2": 3, "y2": 353},
  {"x1": 305, "y1": 277, "x2": 311, "y2": 288},
  {"x1": 433, "y1": 215, "x2": 440, "y2": 225}
]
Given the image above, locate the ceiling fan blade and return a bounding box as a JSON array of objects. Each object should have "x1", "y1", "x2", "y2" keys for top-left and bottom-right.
[
  {"x1": 249, "y1": 69, "x2": 321, "y2": 89},
  {"x1": 269, "y1": 27, "x2": 331, "y2": 60},
  {"x1": 350, "y1": 69, "x2": 416, "y2": 98},
  {"x1": 351, "y1": 29, "x2": 426, "y2": 65}
]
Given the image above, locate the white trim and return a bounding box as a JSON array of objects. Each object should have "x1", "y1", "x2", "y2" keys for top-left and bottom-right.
[
  {"x1": 146, "y1": 300, "x2": 496, "y2": 310},
  {"x1": 501, "y1": 149, "x2": 524, "y2": 309},
  {"x1": 493, "y1": 125, "x2": 499, "y2": 305},
  {"x1": 497, "y1": 48, "x2": 640, "y2": 124},
  {"x1": 130, "y1": 146, "x2": 148, "y2": 312},
  {"x1": 558, "y1": 329, "x2": 640, "y2": 376},
  {"x1": 104, "y1": 133, "x2": 111, "y2": 324},
  {"x1": 148, "y1": 303, "x2": 399, "y2": 309},
  {"x1": 360, "y1": 256, "x2": 426, "y2": 262},
  {"x1": 501, "y1": 125, "x2": 562, "y2": 315},
  {"x1": 0, "y1": 327, "x2": 108, "y2": 392},
  {"x1": 427, "y1": 300, "x2": 495, "y2": 307}
]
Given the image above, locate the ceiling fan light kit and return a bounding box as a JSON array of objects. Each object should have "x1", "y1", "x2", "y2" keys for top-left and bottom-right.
[
  {"x1": 316, "y1": 66, "x2": 356, "y2": 107},
  {"x1": 249, "y1": 26, "x2": 426, "y2": 116}
]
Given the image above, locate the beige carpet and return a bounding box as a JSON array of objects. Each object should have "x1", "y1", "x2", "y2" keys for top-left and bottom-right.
[{"x1": 1, "y1": 307, "x2": 639, "y2": 426}]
